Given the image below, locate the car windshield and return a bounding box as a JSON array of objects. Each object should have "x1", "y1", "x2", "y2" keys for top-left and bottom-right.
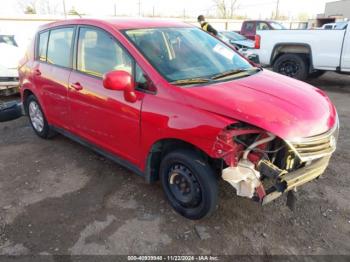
[
  {"x1": 0, "y1": 35, "x2": 18, "y2": 47},
  {"x1": 270, "y1": 22, "x2": 286, "y2": 30},
  {"x1": 335, "y1": 22, "x2": 348, "y2": 30},
  {"x1": 124, "y1": 27, "x2": 253, "y2": 82},
  {"x1": 222, "y1": 31, "x2": 247, "y2": 41}
]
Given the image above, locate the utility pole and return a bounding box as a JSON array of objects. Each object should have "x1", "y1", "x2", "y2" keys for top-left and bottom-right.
[
  {"x1": 275, "y1": 0, "x2": 280, "y2": 20},
  {"x1": 62, "y1": 0, "x2": 67, "y2": 19},
  {"x1": 114, "y1": 2, "x2": 117, "y2": 16},
  {"x1": 153, "y1": 6, "x2": 155, "y2": 17},
  {"x1": 138, "y1": 0, "x2": 141, "y2": 16}
]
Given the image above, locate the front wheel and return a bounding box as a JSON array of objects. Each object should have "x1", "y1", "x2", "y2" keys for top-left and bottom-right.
[
  {"x1": 160, "y1": 149, "x2": 218, "y2": 220},
  {"x1": 273, "y1": 53, "x2": 309, "y2": 80}
]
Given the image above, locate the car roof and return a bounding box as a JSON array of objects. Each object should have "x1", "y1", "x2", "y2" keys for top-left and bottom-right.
[{"x1": 38, "y1": 18, "x2": 193, "y2": 31}]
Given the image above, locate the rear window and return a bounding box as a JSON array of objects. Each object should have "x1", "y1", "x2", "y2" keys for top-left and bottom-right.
[
  {"x1": 243, "y1": 22, "x2": 255, "y2": 33},
  {"x1": 47, "y1": 27, "x2": 74, "y2": 68},
  {"x1": 37, "y1": 31, "x2": 49, "y2": 62}
]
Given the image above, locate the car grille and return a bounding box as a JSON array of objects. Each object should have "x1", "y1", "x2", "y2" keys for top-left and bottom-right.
[
  {"x1": 0, "y1": 77, "x2": 19, "y2": 82},
  {"x1": 287, "y1": 121, "x2": 339, "y2": 162}
]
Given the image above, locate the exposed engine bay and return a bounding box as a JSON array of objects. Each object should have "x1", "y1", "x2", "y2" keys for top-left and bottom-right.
[{"x1": 213, "y1": 122, "x2": 338, "y2": 205}]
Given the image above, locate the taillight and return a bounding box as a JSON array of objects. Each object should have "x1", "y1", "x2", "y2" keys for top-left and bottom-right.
[{"x1": 255, "y1": 35, "x2": 261, "y2": 49}]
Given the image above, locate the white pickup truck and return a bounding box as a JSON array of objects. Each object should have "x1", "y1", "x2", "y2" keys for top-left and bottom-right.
[
  {"x1": 0, "y1": 35, "x2": 21, "y2": 96},
  {"x1": 252, "y1": 22, "x2": 350, "y2": 80}
]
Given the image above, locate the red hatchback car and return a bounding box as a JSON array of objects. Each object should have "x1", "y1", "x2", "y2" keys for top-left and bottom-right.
[{"x1": 19, "y1": 19, "x2": 338, "y2": 219}]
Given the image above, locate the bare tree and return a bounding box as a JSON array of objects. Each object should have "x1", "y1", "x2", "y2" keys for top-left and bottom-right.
[
  {"x1": 17, "y1": 0, "x2": 61, "y2": 15},
  {"x1": 68, "y1": 6, "x2": 82, "y2": 18},
  {"x1": 37, "y1": 0, "x2": 61, "y2": 15},
  {"x1": 17, "y1": 0, "x2": 38, "y2": 14},
  {"x1": 212, "y1": 0, "x2": 239, "y2": 19}
]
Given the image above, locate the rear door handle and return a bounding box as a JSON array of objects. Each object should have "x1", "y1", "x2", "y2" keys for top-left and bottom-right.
[
  {"x1": 70, "y1": 82, "x2": 83, "y2": 91},
  {"x1": 34, "y1": 69, "x2": 41, "y2": 76}
]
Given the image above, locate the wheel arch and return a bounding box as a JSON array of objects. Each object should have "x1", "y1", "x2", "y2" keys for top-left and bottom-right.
[
  {"x1": 144, "y1": 138, "x2": 218, "y2": 183},
  {"x1": 22, "y1": 88, "x2": 35, "y2": 115},
  {"x1": 270, "y1": 43, "x2": 314, "y2": 71},
  {"x1": 21, "y1": 86, "x2": 48, "y2": 118}
]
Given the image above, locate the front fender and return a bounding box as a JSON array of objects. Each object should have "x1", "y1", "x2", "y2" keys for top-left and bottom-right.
[{"x1": 139, "y1": 94, "x2": 236, "y2": 170}]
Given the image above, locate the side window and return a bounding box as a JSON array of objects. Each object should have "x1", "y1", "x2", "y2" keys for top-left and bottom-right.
[
  {"x1": 135, "y1": 64, "x2": 147, "y2": 90},
  {"x1": 47, "y1": 27, "x2": 74, "y2": 68},
  {"x1": 244, "y1": 22, "x2": 255, "y2": 33},
  {"x1": 135, "y1": 64, "x2": 156, "y2": 93},
  {"x1": 37, "y1": 31, "x2": 49, "y2": 62},
  {"x1": 77, "y1": 27, "x2": 132, "y2": 77},
  {"x1": 257, "y1": 22, "x2": 269, "y2": 30}
]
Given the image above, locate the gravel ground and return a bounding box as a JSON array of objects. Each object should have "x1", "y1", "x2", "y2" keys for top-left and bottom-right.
[{"x1": 0, "y1": 72, "x2": 349, "y2": 258}]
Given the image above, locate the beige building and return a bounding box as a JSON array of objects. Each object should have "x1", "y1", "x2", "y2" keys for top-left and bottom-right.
[{"x1": 325, "y1": 0, "x2": 350, "y2": 19}]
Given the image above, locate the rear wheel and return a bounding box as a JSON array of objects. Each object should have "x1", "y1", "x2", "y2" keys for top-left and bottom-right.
[
  {"x1": 273, "y1": 53, "x2": 309, "y2": 80},
  {"x1": 26, "y1": 95, "x2": 56, "y2": 139},
  {"x1": 160, "y1": 149, "x2": 218, "y2": 220}
]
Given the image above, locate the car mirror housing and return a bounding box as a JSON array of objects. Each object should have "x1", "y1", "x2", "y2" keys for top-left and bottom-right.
[
  {"x1": 103, "y1": 70, "x2": 133, "y2": 91},
  {"x1": 103, "y1": 70, "x2": 137, "y2": 102}
]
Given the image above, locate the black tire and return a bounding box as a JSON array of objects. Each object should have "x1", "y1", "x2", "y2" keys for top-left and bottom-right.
[
  {"x1": 308, "y1": 70, "x2": 326, "y2": 79},
  {"x1": 273, "y1": 53, "x2": 309, "y2": 80},
  {"x1": 160, "y1": 149, "x2": 218, "y2": 220},
  {"x1": 0, "y1": 101, "x2": 22, "y2": 122},
  {"x1": 26, "y1": 95, "x2": 56, "y2": 139}
]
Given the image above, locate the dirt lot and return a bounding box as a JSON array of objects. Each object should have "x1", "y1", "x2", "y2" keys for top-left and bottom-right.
[{"x1": 0, "y1": 72, "x2": 349, "y2": 258}]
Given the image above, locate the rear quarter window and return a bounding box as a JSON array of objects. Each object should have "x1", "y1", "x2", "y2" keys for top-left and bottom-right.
[{"x1": 46, "y1": 27, "x2": 74, "y2": 68}]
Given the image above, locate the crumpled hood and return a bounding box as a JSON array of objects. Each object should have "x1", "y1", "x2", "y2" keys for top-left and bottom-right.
[{"x1": 180, "y1": 70, "x2": 337, "y2": 140}]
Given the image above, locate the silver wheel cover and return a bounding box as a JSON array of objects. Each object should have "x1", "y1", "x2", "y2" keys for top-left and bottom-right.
[{"x1": 28, "y1": 101, "x2": 44, "y2": 132}]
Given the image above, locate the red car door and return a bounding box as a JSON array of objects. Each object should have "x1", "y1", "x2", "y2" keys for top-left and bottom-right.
[
  {"x1": 33, "y1": 27, "x2": 75, "y2": 129},
  {"x1": 68, "y1": 26, "x2": 143, "y2": 165}
]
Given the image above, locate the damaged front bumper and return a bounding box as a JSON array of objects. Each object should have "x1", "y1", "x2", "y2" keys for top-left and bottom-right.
[
  {"x1": 221, "y1": 120, "x2": 338, "y2": 205},
  {"x1": 261, "y1": 155, "x2": 330, "y2": 205},
  {"x1": 223, "y1": 155, "x2": 331, "y2": 205}
]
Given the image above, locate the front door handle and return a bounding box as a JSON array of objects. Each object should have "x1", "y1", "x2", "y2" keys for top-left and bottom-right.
[{"x1": 70, "y1": 82, "x2": 83, "y2": 91}]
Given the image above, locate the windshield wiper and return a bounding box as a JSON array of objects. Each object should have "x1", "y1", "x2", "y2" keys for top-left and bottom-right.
[
  {"x1": 170, "y1": 78, "x2": 211, "y2": 86},
  {"x1": 211, "y1": 68, "x2": 260, "y2": 80}
]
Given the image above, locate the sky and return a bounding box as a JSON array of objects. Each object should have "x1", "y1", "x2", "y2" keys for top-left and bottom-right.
[{"x1": 0, "y1": 0, "x2": 334, "y2": 19}]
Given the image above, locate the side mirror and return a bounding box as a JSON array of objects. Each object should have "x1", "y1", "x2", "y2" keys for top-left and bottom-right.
[
  {"x1": 103, "y1": 70, "x2": 137, "y2": 103},
  {"x1": 103, "y1": 70, "x2": 133, "y2": 91}
]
